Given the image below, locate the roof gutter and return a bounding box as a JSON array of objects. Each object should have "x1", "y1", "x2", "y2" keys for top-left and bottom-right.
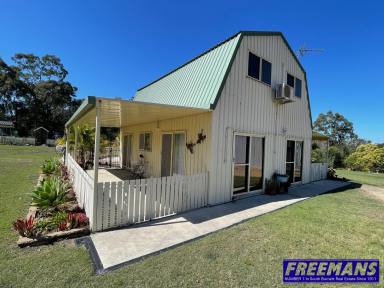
[{"x1": 65, "y1": 96, "x2": 96, "y2": 128}]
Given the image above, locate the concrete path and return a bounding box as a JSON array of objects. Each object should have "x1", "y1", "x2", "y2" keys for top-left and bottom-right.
[{"x1": 89, "y1": 180, "x2": 350, "y2": 272}]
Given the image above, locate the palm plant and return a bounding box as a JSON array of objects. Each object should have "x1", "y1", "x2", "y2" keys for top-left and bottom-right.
[
  {"x1": 31, "y1": 177, "x2": 68, "y2": 209},
  {"x1": 41, "y1": 158, "x2": 61, "y2": 175}
]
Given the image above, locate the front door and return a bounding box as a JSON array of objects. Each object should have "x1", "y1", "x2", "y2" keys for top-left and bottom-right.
[{"x1": 233, "y1": 135, "x2": 264, "y2": 195}]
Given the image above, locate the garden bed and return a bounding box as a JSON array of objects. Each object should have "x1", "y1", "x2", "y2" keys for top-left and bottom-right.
[{"x1": 13, "y1": 158, "x2": 90, "y2": 247}]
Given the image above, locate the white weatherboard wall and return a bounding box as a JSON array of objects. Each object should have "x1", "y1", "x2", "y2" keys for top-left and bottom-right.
[
  {"x1": 121, "y1": 112, "x2": 212, "y2": 177},
  {"x1": 209, "y1": 35, "x2": 312, "y2": 205}
]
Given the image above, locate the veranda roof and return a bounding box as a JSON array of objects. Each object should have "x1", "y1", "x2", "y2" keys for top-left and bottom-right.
[{"x1": 65, "y1": 96, "x2": 211, "y2": 128}]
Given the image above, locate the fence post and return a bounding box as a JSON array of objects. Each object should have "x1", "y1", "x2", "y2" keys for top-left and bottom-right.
[
  {"x1": 92, "y1": 100, "x2": 101, "y2": 231},
  {"x1": 65, "y1": 128, "x2": 69, "y2": 166}
]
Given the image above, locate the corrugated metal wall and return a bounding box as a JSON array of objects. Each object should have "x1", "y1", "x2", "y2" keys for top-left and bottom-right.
[
  {"x1": 121, "y1": 112, "x2": 212, "y2": 177},
  {"x1": 209, "y1": 35, "x2": 312, "y2": 205}
]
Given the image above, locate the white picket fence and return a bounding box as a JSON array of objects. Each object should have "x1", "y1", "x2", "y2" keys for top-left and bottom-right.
[
  {"x1": 67, "y1": 154, "x2": 96, "y2": 228},
  {"x1": 310, "y1": 163, "x2": 328, "y2": 182},
  {"x1": 66, "y1": 153, "x2": 209, "y2": 231},
  {"x1": 94, "y1": 173, "x2": 209, "y2": 231}
]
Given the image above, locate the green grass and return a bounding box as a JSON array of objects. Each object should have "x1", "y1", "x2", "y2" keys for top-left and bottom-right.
[
  {"x1": 336, "y1": 169, "x2": 384, "y2": 187},
  {"x1": 1, "y1": 145, "x2": 383, "y2": 287}
]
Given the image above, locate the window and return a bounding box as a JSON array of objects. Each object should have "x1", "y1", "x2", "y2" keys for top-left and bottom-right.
[
  {"x1": 295, "y1": 78, "x2": 302, "y2": 97},
  {"x1": 287, "y1": 73, "x2": 295, "y2": 88},
  {"x1": 261, "y1": 59, "x2": 272, "y2": 85},
  {"x1": 139, "y1": 132, "x2": 152, "y2": 151},
  {"x1": 248, "y1": 52, "x2": 260, "y2": 80},
  {"x1": 144, "y1": 133, "x2": 152, "y2": 151},
  {"x1": 248, "y1": 52, "x2": 272, "y2": 85},
  {"x1": 287, "y1": 73, "x2": 302, "y2": 98},
  {"x1": 286, "y1": 140, "x2": 303, "y2": 183}
]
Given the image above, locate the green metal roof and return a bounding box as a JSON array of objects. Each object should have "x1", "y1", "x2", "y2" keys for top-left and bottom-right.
[
  {"x1": 133, "y1": 31, "x2": 311, "y2": 124},
  {"x1": 134, "y1": 33, "x2": 242, "y2": 109}
]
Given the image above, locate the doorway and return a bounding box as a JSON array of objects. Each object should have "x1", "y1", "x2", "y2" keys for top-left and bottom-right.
[
  {"x1": 286, "y1": 140, "x2": 303, "y2": 183},
  {"x1": 123, "y1": 134, "x2": 133, "y2": 168},
  {"x1": 232, "y1": 134, "x2": 264, "y2": 195},
  {"x1": 161, "y1": 132, "x2": 186, "y2": 177}
]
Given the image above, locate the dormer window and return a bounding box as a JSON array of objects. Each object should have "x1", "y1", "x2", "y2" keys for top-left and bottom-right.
[{"x1": 248, "y1": 52, "x2": 272, "y2": 85}]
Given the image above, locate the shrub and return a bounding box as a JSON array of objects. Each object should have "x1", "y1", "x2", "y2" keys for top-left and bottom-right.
[
  {"x1": 13, "y1": 216, "x2": 36, "y2": 238},
  {"x1": 345, "y1": 144, "x2": 384, "y2": 172},
  {"x1": 41, "y1": 158, "x2": 61, "y2": 175},
  {"x1": 58, "y1": 212, "x2": 89, "y2": 231},
  {"x1": 31, "y1": 177, "x2": 68, "y2": 209}
]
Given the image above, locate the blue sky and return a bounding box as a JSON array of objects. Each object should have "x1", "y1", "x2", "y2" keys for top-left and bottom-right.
[{"x1": 1, "y1": 0, "x2": 383, "y2": 142}]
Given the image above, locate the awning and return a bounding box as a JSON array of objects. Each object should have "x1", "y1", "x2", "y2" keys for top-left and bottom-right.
[{"x1": 65, "y1": 96, "x2": 211, "y2": 128}]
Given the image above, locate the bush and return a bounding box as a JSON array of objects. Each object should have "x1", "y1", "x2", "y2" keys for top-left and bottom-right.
[
  {"x1": 13, "y1": 216, "x2": 36, "y2": 238},
  {"x1": 58, "y1": 212, "x2": 88, "y2": 231},
  {"x1": 31, "y1": 177, "x2": 68, "y2": 209},
  {"x1": 41, "y1": 158, "x2": 61, "y2": 175},
  {"x1": 345, "y1": 144, "x2": 384, "y2": 172}
]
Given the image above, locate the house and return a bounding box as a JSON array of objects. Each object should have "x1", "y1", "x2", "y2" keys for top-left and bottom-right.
[
  {"x1": 0, "y1": 120, "x2": 15, "y2": 136},
  {"x1": 65, "y1": 31, "x2": 325, "y2": 231}
]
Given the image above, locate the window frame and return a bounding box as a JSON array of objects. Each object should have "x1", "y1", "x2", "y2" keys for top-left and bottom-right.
[
  {"x1": 295, "y1": 77, "x2": 302, "y2": 98},
  {"x1": 247, "y1": 51, "x2": 272, "y2": 86},
  {"x1": 287, "y1": 72, "x2": 303, "y2": 98},
  {"x1": 139, "y1": 132, "x2": 152, "y2": 151},
  {"x1": 287, "y1": 73, "x2": 295, "y2": 88}
]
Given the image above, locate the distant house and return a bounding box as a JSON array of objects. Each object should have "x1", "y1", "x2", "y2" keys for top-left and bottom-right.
[
  {"x1": 0, "y1": 121, "x2": 15, "y2": 136},
  {"x1": 65, "y1": 31, "x2": 328, "y2": 231},
  {"x1": 33, "y1": 127, "x2": 49, "y2": 146}
]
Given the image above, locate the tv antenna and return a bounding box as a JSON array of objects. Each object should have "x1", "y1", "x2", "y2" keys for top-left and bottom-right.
[{"x1": 297, "y1": 43, "x2": 324, "y2": 58}]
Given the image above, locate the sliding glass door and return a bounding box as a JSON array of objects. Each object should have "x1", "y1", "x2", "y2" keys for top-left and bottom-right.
[
  {"x1": 286, "y1": 140, "x2": 303, "y2": 183},
  {"x1": 161, "y1": 133, "x2": 185, "y2": 177},
  {"x1": 233, "y1": 135, "x2": 264, "y2": 195}
]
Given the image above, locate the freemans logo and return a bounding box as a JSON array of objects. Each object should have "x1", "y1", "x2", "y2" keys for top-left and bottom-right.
[{"x1": 283, "y1": 259, "x2": 379, "y2": 283}]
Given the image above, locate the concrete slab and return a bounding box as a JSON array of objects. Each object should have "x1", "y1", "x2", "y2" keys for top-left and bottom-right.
[{"x1": 89, "y1": 180, "x2": 350, "y2": 272}]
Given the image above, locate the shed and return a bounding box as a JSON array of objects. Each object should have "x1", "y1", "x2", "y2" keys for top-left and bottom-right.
[{"x1": 33, "y1": 127, "x2": 49, "y2": 146}]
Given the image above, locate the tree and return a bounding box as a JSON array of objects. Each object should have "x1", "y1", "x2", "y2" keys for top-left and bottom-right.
[
  {"x1": 313, "y1": 111, "x2": 357, "y2": 146},
  {"x1": 0, "y1": 54, "x2": 80, "y2": 136},
  {"x1": 345, "y1": 144, "x2": 384, "y2": 172}
]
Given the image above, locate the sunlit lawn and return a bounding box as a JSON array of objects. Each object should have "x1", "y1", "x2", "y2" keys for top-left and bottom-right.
[
  {"x1": 336, "y1": 169, "x2": 384, "y2": 187},
  {"x1": 1, "y1": 145, "x2": 383, "y2": 287}
]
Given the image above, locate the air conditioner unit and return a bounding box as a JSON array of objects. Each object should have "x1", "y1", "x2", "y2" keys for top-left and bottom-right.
[{"x1": 274, "y1": 83, "x2": 294, "y2": 104}]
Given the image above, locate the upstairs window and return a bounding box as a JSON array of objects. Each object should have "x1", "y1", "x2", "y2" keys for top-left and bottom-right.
[
  {"x1": 287, "y1": 73, "x2": 295, "y2": 88},
  {"x1": 261, "y1": 59, "x2": 272, "y2": 85},
  {"x1": 287, "y1": 73, "x2": 302, "y2": 98},
  {"x1": 248, "y1": 52, "x2": 260, "y2": 80},
  {"x1": 295, "y1": 78, "x2": 302, "y2": 97},
  {"x1": 248, "y1": 52, "x2": 272, "y2": 85}
]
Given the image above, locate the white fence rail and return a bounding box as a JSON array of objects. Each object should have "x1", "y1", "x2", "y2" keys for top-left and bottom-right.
[
  {"x1": 67, "y1": 154, "x2": 96, "y2": 228},
  {"x1": 94, "y1": 173, "x2": 209, "y2": 231},
  {"x1": 310, "y1": 163, "x2": 328, "y2": 182}
]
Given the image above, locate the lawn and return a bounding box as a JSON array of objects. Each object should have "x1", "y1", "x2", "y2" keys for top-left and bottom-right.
[
  {"x1": 1, "y1": 145, "x2": 383, "y2": 287},
  {"x1": 336, "y1": 169, "x2": 384, "y2": 187}
]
